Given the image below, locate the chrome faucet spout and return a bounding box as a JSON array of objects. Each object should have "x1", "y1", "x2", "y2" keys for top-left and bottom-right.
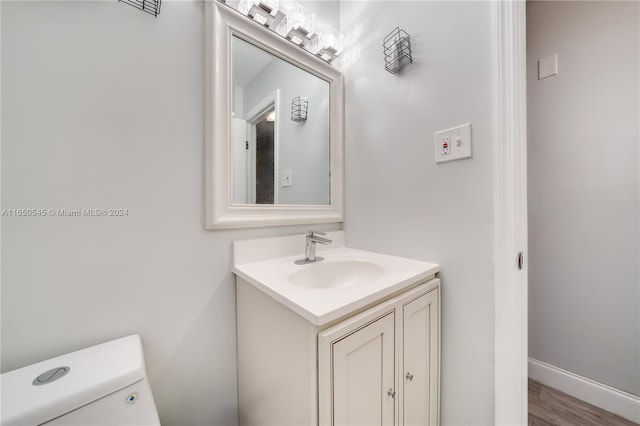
[{"x1": 295, "y1": 231, "x2": 332, "y2": 265}]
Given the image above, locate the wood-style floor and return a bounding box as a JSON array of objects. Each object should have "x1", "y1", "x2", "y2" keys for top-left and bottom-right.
[{"x1": 528, "y1": 379, "x2": 639, "y2": 426}]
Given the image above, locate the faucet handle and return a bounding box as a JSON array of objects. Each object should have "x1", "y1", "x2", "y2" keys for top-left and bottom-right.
[{"x1": 307, "y1": 230, "x2": 331, "y2": 245}]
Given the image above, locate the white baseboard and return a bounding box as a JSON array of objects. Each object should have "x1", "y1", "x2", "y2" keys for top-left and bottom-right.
[{"x1": 528, "y1": 358, "x2": 640, "y2": 423}]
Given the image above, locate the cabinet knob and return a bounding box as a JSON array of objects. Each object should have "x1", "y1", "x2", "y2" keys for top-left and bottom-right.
[
  {"x1": 405, "y1": 372, "x2": 414, "y2": 381},
  {"x1": 387, "y1": 388, "x2": 396, "y2": 398}
]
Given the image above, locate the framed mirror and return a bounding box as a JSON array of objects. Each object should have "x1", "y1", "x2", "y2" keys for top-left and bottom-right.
[{"x1": 205, "y1": 1, "x2": 344, "y2": 229}]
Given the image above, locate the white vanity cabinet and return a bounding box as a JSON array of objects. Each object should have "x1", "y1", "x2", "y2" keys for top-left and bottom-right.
[
  {"x1": 236, "y1": 277, "x2": 440, "y2": 426},
  {"x1": 318, "y1": 283, "x2": 440, "y2": 426}
]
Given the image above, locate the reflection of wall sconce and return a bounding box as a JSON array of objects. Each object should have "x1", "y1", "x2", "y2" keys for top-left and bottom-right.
[
  {"x1": 119, "y1": 0, "x2": 161, "y2": 17},
  {"x1": 291, "y1": 97, "x2": 308, "y2": 122},
  {"x1": 239, "y1": 0, "x2": 281, "y2": 28},
  {"x1": 383, "y1": 27, "x2": 413, "y2": 74}
]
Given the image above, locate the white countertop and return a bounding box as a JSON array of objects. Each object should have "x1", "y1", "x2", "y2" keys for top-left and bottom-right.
[{"x1": 233, "y1": 232, "x2": 439, "y2": 326}]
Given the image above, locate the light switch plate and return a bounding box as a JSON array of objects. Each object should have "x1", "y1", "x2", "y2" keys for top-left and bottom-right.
[
  {"x1": 538, "y1": 54, "x2": 558, "y2": 80},
  {"x1": 434, "y1": 123, "x2": 472, "y2": 164},
  {"x1": 281, "y1": 169, "x2": 292, "y2": 187}
]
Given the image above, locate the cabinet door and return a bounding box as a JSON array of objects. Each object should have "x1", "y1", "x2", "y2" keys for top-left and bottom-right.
[
  {"x1": 402, "y1": 289, "x2": 439, "y2": 425},
  {"x1": 333, "y1": 312, "x2": 396, "y2": 426}
]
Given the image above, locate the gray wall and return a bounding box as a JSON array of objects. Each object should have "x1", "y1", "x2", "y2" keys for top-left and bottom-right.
[
  {"x1": 0, "y1": 2, "x2": 339, "y2": 425},
  {"x1": 340, "y1": 2, "x2": 496, "y2": 424},
  {"x1": 527, "y1": 1, "x2": 640, "y2": 396}
]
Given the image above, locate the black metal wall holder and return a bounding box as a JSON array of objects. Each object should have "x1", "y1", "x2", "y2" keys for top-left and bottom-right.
[
  {"x1": 120, "y1": 0, "x2": 161, "y2": 17},
  {"x1": 383, "y1": 27, "x2": 413, "y2": 74}
]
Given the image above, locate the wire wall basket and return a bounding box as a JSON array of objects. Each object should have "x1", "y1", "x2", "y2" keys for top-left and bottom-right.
[
  {"x1": 291, "y1": 97, "x2": 309, "y2": 122},
  {"x1": 383, "y1": 27, "x2": 413, "y2": 74},
  {"x1": 120, "y1": 0, "x2": 161, "y2": 17}
]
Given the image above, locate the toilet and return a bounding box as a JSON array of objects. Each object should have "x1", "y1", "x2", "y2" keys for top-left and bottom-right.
[{"x1": 0, "y1": 335, "x2": 160, "y2": 425}]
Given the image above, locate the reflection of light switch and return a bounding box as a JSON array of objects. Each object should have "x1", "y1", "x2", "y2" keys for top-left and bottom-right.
[{"x1": 281, "y1": 169, "x2": 292, "y2": 187}]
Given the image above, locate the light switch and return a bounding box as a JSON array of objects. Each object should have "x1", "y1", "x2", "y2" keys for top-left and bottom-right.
[
  {"x1": 281, "y1": 169, "x2": 292, "y2": 187},
  {"x1": 538, "y1": 54, "x2": 558, "y2": 80},
  {"x1": 434, "y1": 123, "x2": 472, "y2": 164}
]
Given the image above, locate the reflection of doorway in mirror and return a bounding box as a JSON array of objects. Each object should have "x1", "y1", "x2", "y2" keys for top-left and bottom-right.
[
  {"x1": 254, "y1": 113, "x2": 275, "y2": 204},
  {"x1": 240, "y1": 90, "x2": 280, "y2": 205},
  {"x1": 231, "y1": 118, "x2": 249, "y2": 204}
]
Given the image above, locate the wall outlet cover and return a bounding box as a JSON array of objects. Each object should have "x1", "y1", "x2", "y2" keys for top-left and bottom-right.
[
  {"x1": 281, "y1": 169, "x2": 292, "y2": 187},
  {"x1": 434, "y1": 123, "x2": 472, "y2": 164}
]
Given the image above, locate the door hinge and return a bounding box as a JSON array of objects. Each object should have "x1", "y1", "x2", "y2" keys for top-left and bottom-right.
[
  {"x1": 245, "y1": 141, "x2": 249, "y2": 150},
  {"x1": 517, "y1": 251, "x2": 524, "y2": 270}
]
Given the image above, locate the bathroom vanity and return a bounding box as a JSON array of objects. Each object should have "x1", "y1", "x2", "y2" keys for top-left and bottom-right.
[{"x1": 233, "y1": 232, "x2": 440, "y2": 425}]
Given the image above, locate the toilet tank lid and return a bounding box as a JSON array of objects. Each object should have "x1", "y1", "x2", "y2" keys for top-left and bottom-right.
[{"x1": 1, "y1": 335, "x2": 148, "y2": 426}]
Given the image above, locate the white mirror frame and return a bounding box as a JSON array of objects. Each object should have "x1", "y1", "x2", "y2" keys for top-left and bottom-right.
[{"x1": 205, "y1": 1, "x2": 344, "y2": 229}]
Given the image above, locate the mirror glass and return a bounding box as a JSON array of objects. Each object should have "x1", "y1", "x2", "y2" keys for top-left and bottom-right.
[{"x1": 231, "y1": 35, "x2": 331, "y2": 205}]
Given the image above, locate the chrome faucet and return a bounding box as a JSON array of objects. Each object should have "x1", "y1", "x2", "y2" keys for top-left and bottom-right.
[{"x1": 294, "y1": 230, "x2": 332, "y2": 265}]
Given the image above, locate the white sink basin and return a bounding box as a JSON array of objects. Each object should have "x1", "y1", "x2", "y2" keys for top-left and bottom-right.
[
  {"x1": 289, "y1": 260, "x2": 384, "y2": 289},
  {"x1": 233, "y1": 231, "x2": 439, "y2": 325}
]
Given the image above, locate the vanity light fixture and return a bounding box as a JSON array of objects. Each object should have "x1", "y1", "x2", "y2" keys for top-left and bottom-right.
[
  {"x1": 291, "y1": 97, "x2": 308, "y2": 122},
  {"x1": 220, "y1": 0, "x2": 343, "y2": 65},
  {"x1": 276, "y1": 2, "x2": 316, "y2": 47},
  {"x1": 266, "y1": 111, "x2": 276, "y2": 122},
  {"x1": 239, "y1": 0, "x2": 281, "y2": 28},
  {"x1": 308, "y1": 24, "x2": 343, "y2": 63}
]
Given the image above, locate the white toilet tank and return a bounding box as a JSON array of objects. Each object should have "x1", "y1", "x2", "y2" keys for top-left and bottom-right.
[{"x1": 1, "y1": 335, "x2": 160, "y2": 425}]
